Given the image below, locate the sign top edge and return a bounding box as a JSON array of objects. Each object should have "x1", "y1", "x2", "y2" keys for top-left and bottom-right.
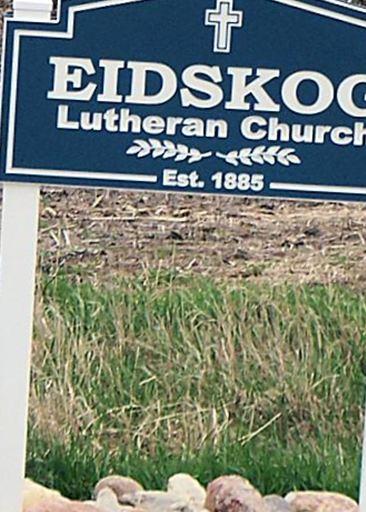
[{"x1": 4, "y1": 0, "x2": 366, "y2": 27}]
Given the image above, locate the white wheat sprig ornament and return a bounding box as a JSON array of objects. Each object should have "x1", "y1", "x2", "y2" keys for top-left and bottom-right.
[
  {"x1": 216, "y1": 146, "x2": 301, "y2": 167},
  {"x1": 127, "y1": 139, "x2": 213, "y2": 164}
]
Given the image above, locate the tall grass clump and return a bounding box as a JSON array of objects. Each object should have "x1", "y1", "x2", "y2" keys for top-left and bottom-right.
[{"x1": 28, "y1": 271, "x2": 366, "y2": 500}]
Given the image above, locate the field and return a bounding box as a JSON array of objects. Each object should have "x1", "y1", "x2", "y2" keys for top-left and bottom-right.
[{"x1": 8, "y1": 189, "x2": 364, "y2": 501}]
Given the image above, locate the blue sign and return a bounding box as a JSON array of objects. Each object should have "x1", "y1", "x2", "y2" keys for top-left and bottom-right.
[{"x1": 2, "y1": 0, "x2": 366, "y2": 201}]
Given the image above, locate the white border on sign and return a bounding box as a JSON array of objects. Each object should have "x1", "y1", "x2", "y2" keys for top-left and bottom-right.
[
  {"x1": 4, "y1": 0, "x2": 366, "y2": 194},
  {"x1": 319, "y1": 0, "x2": 366, "y2": 13},
  {"x1": 5, "y1": 0, "x2": 158, "y2": 185},
  {"x1": 270, "y1": 182, "x2": 366, "y2": 195}
]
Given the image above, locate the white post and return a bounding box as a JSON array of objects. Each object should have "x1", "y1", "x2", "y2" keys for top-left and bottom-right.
[
  {"x1": 0, "y1": 3, "x2": 52, "y2": 512},
  {"x1": 360, "y1": 407, "x2": 366, "y2": 511},
  {"x1": 0, "y1": 184, "x2": 40, "y2": 512},
  {"x1": 13, "y1": 0, "x2": 53, "y2": 21}
]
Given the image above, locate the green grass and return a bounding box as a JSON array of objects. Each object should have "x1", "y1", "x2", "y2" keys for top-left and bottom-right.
[{"x1": 27, "y1": 271, "x2": 366, "y2": 501}]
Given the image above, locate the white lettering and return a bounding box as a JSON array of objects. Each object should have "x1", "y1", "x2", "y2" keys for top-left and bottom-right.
[
  {"x1": 338, "y1": 75, "x2": 366, "y2": 117},
  {"x1": 56, "y1": 105, "x2": 79, "y2": 129},
  {"x1": 330, "y1": 126, "x2": 353, "y2": 145},
  {"x1": 126, "y1": 61, "x2": 177, "y2": 105},
  {"x1": 282, "y1": 71, "x2": 334, "y2": 115},
  {"x1": 226, "y1": 68, "x2": 280, "y2": 112},
  {"x1": 143, "y1": 116, "x2": 166, "y2": 135},
  {"x1": 48, "y1": 57, "x2": 97, "y2": 101},
  {"x1": 181, "y1": 65, "x2": 223, "y2": 108},
  {"x1": 97, "y1": 60, "x2": 125, "y2": 102},
  {"x1": 241, "y1": 116, "x2": 267, "y2": 140}
]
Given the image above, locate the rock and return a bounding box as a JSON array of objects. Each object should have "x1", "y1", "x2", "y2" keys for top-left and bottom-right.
[
  {"x1": 94, "y1": 488, "x2": 145, "y2": 512},
  {"x1": 94, "y1": 476, "x2": 143, "y2": 503},
  {"x1": 23, "y1": 479, "x2": 62, "y2": 511},
  {"x1": 264, "y1": 496, "x2": 293, "y2": 511},
  {"x1": 205, "y1": 475, "x2": 256, "y2": 511},
  {"x1": 25, "y1": 497, "x2": 101, "y2": 512},
  {"x1": 205, "y1": 476, "x2": 269, "y2": 512},
  {"x1": 120, "y1": 490, "x2": 191, "y2": 512},
  {"x1": 208, "y1": 491, "x2": 270, "y2": 512},
  {"x1": 319, "y1": 503, "x2": 359, "y2": 512},
  {"x1": 167, "y1": 473, "x2": 206, "y2": 508},
  {"x1": 96, "y1": 488, "x2": 123, "y2": 512},
  {"x1": 285, "y1": 491, "x2": 358, "y2": 511}
]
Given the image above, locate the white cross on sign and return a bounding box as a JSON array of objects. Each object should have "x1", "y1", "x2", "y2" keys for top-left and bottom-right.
[{"x1": 205, "y1": 0, "x2": 243, "y2": 54}]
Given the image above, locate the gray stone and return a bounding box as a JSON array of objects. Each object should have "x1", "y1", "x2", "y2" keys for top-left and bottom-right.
[
  {"x1": 23, "y1": 479, "x2": 63, "y2": 511},
  {"x1": 264, "y1": 496, "x2": 293, "y2": 512},
  {"x1": 25, "y1": 497, "x2": 102, "y2": 512},
  {"x1": 205, "y1": 476, "x2": 269, "y2": 512},
  {"x1": 167, "y1": 474, "x2": 206, "y2": 509},
  {"x1": 94, "y1": 476, "x2": 143, "y2": 504},
  {"x1": 285, "y1": 491, "x2": 358, "y2": 512},
  {"x1": 96, "y1": 488, "x2": 128, "y2": 512},
  {"x1": 120, "y1": 491, "x2": 189, "y2": 512}
]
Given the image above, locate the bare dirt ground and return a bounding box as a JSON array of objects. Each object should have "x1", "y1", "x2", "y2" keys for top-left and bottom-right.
[{"x1": 18, "y1": 189, "x2": 365, "y2": 286}]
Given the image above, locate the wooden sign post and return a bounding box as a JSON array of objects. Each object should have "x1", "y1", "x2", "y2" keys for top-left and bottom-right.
[{"x1": 1, "y1": 0, "x2": 366, "y2": 510}]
